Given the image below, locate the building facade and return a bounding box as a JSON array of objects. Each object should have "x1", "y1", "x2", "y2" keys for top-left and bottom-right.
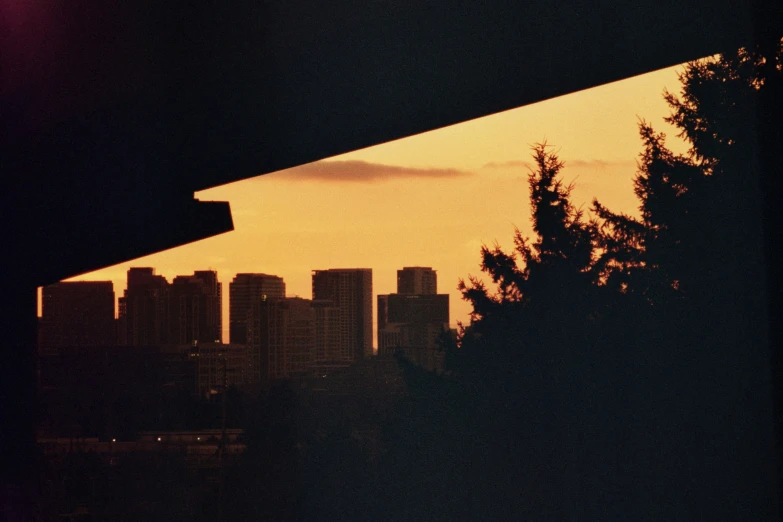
[
  {"x1": 247, "y1": 297, "x2": 318, "y2": 386},
  {"x1": 119, "y1": 267, "x2": 170, "y2": 346},
  {"x1": 397, "y1": 266, "x2": 437, "y2": 295},
  {"x1": 188, "y1": 342, "x2": 249, "y2": 397},
  {"x1": 312, "y1": 299, "x2": 340, "y2": 362},
  {"x1": 378, "y1": 272, "x2": 449, "y2": 371},
  {"x1": 169, "y1": 271, "x2": 222, "y2": 345},
  {"x1": 229, "y1": 273, "x2": 285, "y2": 345},
  {"x1": 312, "y1": 269, "x2": 373, "y2": 361}
]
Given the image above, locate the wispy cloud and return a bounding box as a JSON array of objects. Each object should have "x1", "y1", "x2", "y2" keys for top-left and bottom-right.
[
  {"x1": 481, "y1": 160, "x2": 532, "y2": 169},
  {"x1": 482, "y1": 159, "x2": 634, "y2": 170},
  {"x1": 567, "y1": 159, "x2": 635, "y2": 169},
  {"x1": 271, "y1": 160, "x2": 472, "y2": 182}
]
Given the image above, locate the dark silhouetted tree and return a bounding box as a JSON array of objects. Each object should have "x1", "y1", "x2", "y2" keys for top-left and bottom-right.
[
  {"x1": 591, "y1": 123, "x2": 706, "y2": 308},
  {"x1": 456, "y1": 143, "x2": 598, "y2": 391},
  {"x1": 435, "y1": 41, "x2": 782, "y2": 519},
  {"x1": 590, "y1": 41, "x2": 780, "y2": 517}
]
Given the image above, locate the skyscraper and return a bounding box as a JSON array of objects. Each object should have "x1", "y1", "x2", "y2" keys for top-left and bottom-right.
[
  {"x1": 378, "y1": 294, "x2": 449, "y2": 331},
  {"x1": 377, "y1": 293, "x2": 449, "y2": 356},
  {"x1": 229, "y1": 273, "x2": 285, "y2": 345},
  {"x1": 194, "y1": 271, "x2": 222, "y2": 342},
  {"x1": 169, "y1": 270, "x2": 222, "y2": 344},
  {"x1": 312, "y1": 299, "x2": 340, "y2": 362},
  {"x1": 119, "y1": 267, "x2": 170, "y2": 346},
  {"x1": 312, "y1": 269, "x2": 372, "y2": 361},
  {"x1": 246, "y1": 296, "x2": 317, "y2": 387},
  {"x1": 39, "y1": 281, "x2": 115, "y2": 351},
  {"x1": 397, "y1": 266, "x2": 437, "y2": 295},
  {"x1": 279, "y1": 298, "x2": 316, "y2": 377},
  {"x1": 379, "y1": 267, "x2": 449, "y2": 371}
]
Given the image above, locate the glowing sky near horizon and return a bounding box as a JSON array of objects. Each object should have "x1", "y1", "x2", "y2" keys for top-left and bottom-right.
[{"x1": 56, "y1": 64, "x2": 691, "y2": 345}]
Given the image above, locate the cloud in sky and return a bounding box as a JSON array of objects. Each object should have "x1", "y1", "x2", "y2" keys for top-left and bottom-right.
[
  {"x1": 270, "y1": 160, "x2": 473, "y2": 182},
  {"x1": 482, "y1": 159, "x2": 635, "y2": 170},
  {"x1": 566, "y1": 159, "x2": 636, "y2": 169},
  {"x1": 481, "y1": 160, "x2": 532, "y2": 169}
]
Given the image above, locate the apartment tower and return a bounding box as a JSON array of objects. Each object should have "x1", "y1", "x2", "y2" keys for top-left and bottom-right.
[{"x1": 311, "y1": 269, "x2": 372, "y2": 361}]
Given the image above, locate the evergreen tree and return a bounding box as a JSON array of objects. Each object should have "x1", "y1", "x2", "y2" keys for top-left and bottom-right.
[
  {"x1": 591, "y1": 123, "x2": 705, "y2": 307},
  {"x1": 447, "y1": 41, "x2": 782, "y2": 518},
  {"x1": 457, "y1": 143, "x2": 597, "y2": 380},
  {"x1": 593, "y1": 39, "x2": 781, "y2": 308}
]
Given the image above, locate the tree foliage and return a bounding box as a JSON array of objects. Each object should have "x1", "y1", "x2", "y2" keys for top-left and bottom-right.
[
  {"x1": 434, "y1": 40, "x2": 782, "y2": 519},
  {"x1": 458, "y1": 144, "x2": 597, "y2": 338}
]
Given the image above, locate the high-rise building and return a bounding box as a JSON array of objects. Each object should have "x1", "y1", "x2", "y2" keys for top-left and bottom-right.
[
  {"x1": 119, "y1": 267, "x2": 170, "y2": 346},
  {"x1": 378, "y1": 294, "x2": 449, "y2": 347},
  {"x1": 247, "y1": 297, "x2": 316, "y2": 386},
  {"x1": 378, "y1": 294, "x2": 448, "y2": 328},
  {"x1": 117, "y1": 299, "x2": 127, "y2": 345},
  {"x1": 397, "y1": 266, "x2": 437, "y2": 295},
  {"x1": 267, "y1": 297, "x2": 315, "y2": 380},
  {"x1": 312, "y1": 299, "x2": 340, "y2": 362},
  {"x1": 169, "y1": 270, "x2": 222, "y2": 345},
  {"x1": 312, "y1": 269, "x2": 373, "y2": 361},
  {"x1": 379, "y1": 268, "x2": 449, "y2": 371},
  {"x1": 229, "y1": 273, "x2": 285, "y2": 345},
  {"x1": 39, "y1": 281, "x2": 115, "y2": 351},
  {"x1": 194, "y1": 270, "x2": 223, "y2": 342},
  {"x1": 280, "y1": 298, "x2": 316, "y2": 377}
]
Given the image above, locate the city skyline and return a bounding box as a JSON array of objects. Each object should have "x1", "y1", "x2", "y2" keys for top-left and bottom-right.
[
  {"x1": 44, "y1": 265, "x2": 414, "y2": 349},
  {"x1": 51, "y1": 64, "x2": 691, "y2": 341}
]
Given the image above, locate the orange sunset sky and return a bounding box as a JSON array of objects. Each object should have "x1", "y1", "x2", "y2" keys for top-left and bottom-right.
[{"x1": 54, "y1": 63, "x2": 692, "y2": 346}]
